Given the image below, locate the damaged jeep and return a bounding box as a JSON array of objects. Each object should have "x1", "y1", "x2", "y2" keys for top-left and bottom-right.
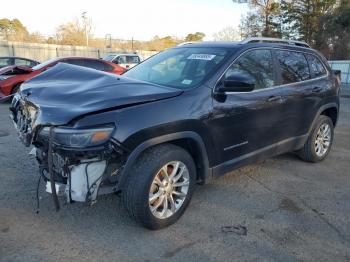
[{"x1": 10, "y1": 38, "x2": 340, "y2": 229}]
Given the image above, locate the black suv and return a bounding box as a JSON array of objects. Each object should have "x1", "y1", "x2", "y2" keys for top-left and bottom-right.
[{"x1": 10, "y1": 38, "x2": 340, "y2": 229}]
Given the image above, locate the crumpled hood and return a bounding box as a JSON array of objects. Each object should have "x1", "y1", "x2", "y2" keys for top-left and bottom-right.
[
  {"x1": 0, "y1": 65, "x2": 33, "y2": 75},
  {"x1": 19, "y1": 63, "x2": 183, "y2": 126}
]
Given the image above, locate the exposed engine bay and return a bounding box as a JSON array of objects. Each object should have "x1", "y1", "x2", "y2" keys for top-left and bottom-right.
[{"x1": 10, "y1": 93, "x2": 127, "y2": 209}]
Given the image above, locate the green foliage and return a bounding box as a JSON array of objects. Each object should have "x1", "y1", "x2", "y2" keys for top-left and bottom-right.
[
  {"x1": 240, "y1": 0, "x2": 350, "y2": 59},
  {"x1": 240, "y1": 0, "x2": 282, "y2": 38}
]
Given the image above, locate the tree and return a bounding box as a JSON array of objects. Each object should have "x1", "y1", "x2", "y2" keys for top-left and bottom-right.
[
  {"x1": 281, "y1": 0, "x2": 336, "y2": 45},
  {"x1": 323, "y1": 0, "x2": 350, "y2": 59},
  {"x1": 184, "y1": 32, "x2": 205, "y2": 42},
  {"x1": 240, "y1": 12, "x2": 263, "y2": 38},
  {"x1": 145, "y1": 35, "x2": 181, "y2": 51},
  {"x1": 213, "y1": 26, "x2": 241, "y2": 41},
  {"x1": 239, "y1": 0, "x2": 282, "y2": 38},
  {"x1": 0, "y1": 18, "x2": 29, "y2": 41},
  {"x1": 55, "y1": 17, "x2": 93, "y2": 46}
]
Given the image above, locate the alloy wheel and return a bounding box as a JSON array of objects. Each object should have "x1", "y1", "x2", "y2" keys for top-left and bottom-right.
[
  {"x1": 315, "y1": 123, "x2": 331, "y2": 157},
  {"x1": 149, "y1": 161, "x2": 190, "y2": 219}
]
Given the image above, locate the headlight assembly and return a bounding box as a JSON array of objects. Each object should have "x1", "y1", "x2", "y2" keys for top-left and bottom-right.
[{"x1": 40, "y1": 125, "x2": 114, "y2": 148}]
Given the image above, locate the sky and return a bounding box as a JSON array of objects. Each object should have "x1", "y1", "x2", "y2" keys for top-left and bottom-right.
[{"x1": 0, "y1": 0, "x2": 249, "y2": 41}]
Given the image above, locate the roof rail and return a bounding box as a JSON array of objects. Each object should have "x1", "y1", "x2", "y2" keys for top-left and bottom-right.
[
  {"x1": 240, "y1": 37, "x2": 310, "y2": 48},
  {"x1": 177, "y1": 41, "x2": 198, "y2": 46}
]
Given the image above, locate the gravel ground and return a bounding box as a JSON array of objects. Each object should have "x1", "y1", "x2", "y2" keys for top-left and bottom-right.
[{"x1": 0, "y1": 98, "x2": 350, "y2": 262}]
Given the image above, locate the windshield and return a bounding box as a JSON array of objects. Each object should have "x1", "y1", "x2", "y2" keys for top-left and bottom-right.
[
  {"x1": 124, "y1": 47, "x2": 229, "y2": 89},
  {"x1": 32, "y1": 58, "x2": 59, "y2": 71}
]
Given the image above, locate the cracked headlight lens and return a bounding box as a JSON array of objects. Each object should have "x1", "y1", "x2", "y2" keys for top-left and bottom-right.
[{"x1": 40, "y1": 126, "x2": 114, "y2": 148}]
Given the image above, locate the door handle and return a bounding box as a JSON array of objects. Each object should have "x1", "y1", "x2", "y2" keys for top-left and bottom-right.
[
  {"x1": 312, "y1": 86, "x2": 323, "y2": 93},
  {"x1": 267, "y1": 95, "x2": 286, "y2": 102}
]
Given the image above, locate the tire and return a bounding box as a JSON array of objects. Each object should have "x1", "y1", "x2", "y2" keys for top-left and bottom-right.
[
  {"x1": 11, "y1": 83, "x2": 22, "y2": 94},
  {"x1": 297, "y1": 115, "x2": 334, "y2": 163},
  {"x1": 122, "y1": 144, "x2": 196, "y2": 230}
]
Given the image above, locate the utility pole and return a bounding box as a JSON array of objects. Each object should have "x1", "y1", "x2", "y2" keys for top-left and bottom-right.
[{"x1": 82, "y1": 12, "x2": 89, "y2": 46}]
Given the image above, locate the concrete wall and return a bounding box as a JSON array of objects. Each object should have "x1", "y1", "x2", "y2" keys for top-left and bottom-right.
[
  {"x1": 329, "y1": 60, "x2": 350, "y2": 85},
  {"x1": 0, "y1": 41, "x2": 157, "y2": 62}
]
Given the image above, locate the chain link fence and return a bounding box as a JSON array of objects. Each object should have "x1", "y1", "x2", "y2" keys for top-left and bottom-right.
[{"x1": 0, "y1": 41, "x2": 157, "y2": 62}]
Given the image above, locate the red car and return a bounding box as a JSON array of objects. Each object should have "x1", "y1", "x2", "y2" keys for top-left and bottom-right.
[{"x1": 0, "y1": 57, "x2": 123, "y2": 98}]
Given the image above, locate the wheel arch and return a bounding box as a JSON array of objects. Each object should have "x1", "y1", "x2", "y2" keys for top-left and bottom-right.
[
  {"x1": 309, "y1": 103, "x2": 339, "y2": 134},
  {"x1": 11, "y1": 82, "x2": 23, "y2": 94},
  {"x1": 320, "y1": 106, "x2": 338, "y2": 127},
  {"x1": 117, "y1": 131, "x2": 212, "y2": 191}
]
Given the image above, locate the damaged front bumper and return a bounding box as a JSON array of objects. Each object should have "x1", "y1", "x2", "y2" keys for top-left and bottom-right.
[{"x1": 10, "y1": 94, "x2": 128, "y2": 206}]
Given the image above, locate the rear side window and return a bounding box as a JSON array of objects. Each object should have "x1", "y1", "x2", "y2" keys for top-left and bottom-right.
[
  {"x1": 224, "y1": 49, "x2": 275, "y2": 90},
  {"x1": 0, "y1": 58, "x2": 12, "y2": 67},
  {"x1": 306, "y1": 54, "x2": 327, "y2": 78},
  {"x1": 84, "y1": 60, "x2": 108, "y2": 71},
  {"x1": 126, "y1": 56, "x2": 140, "y2": 64},
  {"x1": 15, "y1": 58, "x2": 34, "y2": 67},
  {"x1": 101, "y1": 61, "x2": 114, "y2": 71},
  {"x1": 275, "y1": 50, "x2": 310, "y2": 84}
]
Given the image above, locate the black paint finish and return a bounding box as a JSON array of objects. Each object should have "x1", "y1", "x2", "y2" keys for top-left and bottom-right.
[{"x1": 12, "y1": 42, "x2": 340, "y2": 182}]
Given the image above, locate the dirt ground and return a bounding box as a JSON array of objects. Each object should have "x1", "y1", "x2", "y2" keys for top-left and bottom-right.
[{"x1": 0, "y1": 97, "x2": 349, "y2": 262}]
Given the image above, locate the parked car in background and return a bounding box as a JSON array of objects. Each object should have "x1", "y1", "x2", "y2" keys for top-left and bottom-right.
[
  {"x1": 0, "y1": 56, "x2": 39, "y2": 69},
  {"x1": 103, "y1": 53, "x2": 141, "y2": 73},
  {"x1": 0, "y1": 57, "x2": 122, "y2": 98},
  {"x1": 10, "y1": 38, "x2": 340, "y2": 229}
]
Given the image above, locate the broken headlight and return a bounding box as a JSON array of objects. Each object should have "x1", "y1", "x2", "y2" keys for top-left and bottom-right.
[{"x1": 40, "y1": 126, "x2": 114, "y2": 148}]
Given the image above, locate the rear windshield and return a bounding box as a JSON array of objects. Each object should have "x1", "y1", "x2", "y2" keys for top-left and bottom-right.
[{"x1": 124, "y1": 47, "x2": 230, "y2": 89}]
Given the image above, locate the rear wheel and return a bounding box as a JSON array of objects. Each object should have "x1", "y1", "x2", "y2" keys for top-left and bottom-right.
[
  {"x1": 297, "y1": 115, "x2": 334, "y2": 162},
  {"x1": 122, "y1": 144, "x2": 196, "y2": 230}
]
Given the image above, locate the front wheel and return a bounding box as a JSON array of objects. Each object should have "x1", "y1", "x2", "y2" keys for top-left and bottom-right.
[
  {"x1": 11, "y1": 83, "x2": 22, "y2": 95},
  {"x1": 122, "y1": 144, "x2": 196, "y2": 230},
  {"x1": 297, "y1": 115, "x2": 334, "y2": 162}
]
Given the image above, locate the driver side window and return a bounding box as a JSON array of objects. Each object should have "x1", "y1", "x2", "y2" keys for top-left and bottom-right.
[{"x1": 225, "y1": 49, "x2": 275, "y2": 90}]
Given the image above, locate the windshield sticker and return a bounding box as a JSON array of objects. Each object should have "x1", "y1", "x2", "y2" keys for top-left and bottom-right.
[
  {"x1": 182, "y1": 79, "x2": 192, "y2": 85},
  {"x1": 187, "y1": 54, "x2": 216, "y2": 61}
]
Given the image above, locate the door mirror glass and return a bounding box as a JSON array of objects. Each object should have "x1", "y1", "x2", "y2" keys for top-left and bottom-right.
[{"x1": 221, "y1": 74, "x2": 255, "y2": 92}]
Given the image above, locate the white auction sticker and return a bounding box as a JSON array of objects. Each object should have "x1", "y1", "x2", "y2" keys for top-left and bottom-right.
[{"x1": 187, "y1": 54, "x2": 216, "y2": 60}]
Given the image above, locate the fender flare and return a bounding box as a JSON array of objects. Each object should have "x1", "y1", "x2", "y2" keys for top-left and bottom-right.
[
  {"x1": 308, "y1": 102, "x2": 339, "y2": 134},
  {"x1": 117, "y1": 131, "x2": 211, "y2": 191}
]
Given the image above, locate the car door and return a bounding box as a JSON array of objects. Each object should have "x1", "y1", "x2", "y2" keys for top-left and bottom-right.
[
  {"x1": 210, "y1": 49, "x2": 291, "y2": 164},
  {"x1": 273, "y1": 50, "x2": 325, "y2": 138}
]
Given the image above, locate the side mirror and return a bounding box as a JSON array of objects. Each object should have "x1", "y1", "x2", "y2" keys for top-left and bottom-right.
[{"x1": 218, "y1": 74, "x2": 255, "y2": 93}]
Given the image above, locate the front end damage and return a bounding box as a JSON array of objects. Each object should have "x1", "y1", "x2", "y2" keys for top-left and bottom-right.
[{"x1": 10, "y1": 94, "x2": 128, "y2": 208}]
